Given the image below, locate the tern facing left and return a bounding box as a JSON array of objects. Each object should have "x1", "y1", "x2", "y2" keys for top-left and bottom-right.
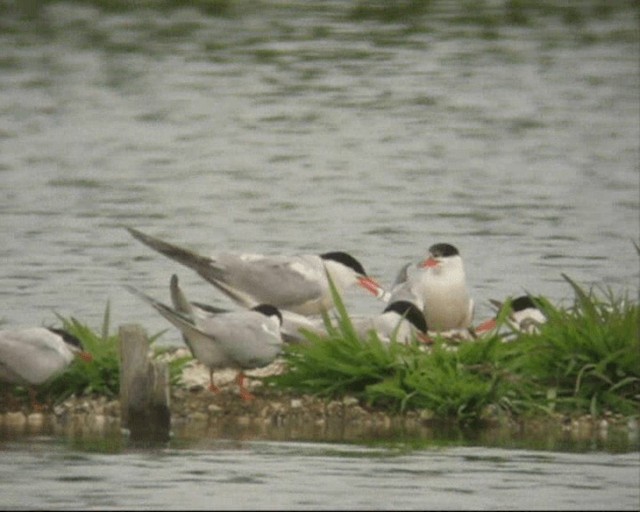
[
  {"x1": 276, "y1": 299, "x2": 428, "y2": 345},
  {"x1": 125, "y1": 283, "x2": 284, "y2": 401},
  {"x1": 417, "y1": 243, "x2": 474, "y2": 332},
  {"x1": 475, "y1": 295, "x2": 546, "y2": 336},
  {"x1": 352, "y1": 300, "x2": 428, "y2": 344},
  {"x1": 127, "y1": 227, "x2": 385, "y2": 316}
]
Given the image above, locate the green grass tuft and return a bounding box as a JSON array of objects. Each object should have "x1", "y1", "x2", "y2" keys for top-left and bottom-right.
[
  {"x1": 266, "y1": 273, "x2": 639, "y2": 424},
  {"x1": 42, "y1": 302, "x2": 121, "y2": 402},
  {"x1": 32, "y1": 303, "x2": 192, "y2": 406},
  {"x1": 5, "y1": 272, "x2": 636, "y2": 424},
  {"x1": 507, "y1": 275, "x2": 640, "y2": 417}
]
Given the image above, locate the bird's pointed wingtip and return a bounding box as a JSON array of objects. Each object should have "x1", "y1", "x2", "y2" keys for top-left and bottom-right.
[
  {"x1": 489, "y1": 298, "x2": 503, "y2": 309},
  {"x1": 123, "y1": 283, "x2": 163, "y2": 308},
  {"x1": 122, "y1": 283, "x2": 138, "y2": 295},
  {"x1": 126, "y1": 226, "x2": 146, "y2": 240}
]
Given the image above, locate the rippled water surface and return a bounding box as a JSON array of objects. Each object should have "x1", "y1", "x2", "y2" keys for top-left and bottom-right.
[
  {"x1": 0, "y1": 1, "x2": 639, "y2": 509},
  {"x1": 0, "y1": 0, "x2": 638, "y2": 337},
  {"x1": 0, "y1": 435, "x2": 639, "y2": 510}
]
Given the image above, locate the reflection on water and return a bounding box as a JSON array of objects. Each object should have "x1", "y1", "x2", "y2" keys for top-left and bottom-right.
[
  {"x1": 1, "y1": 403, "x2": 639, "y2": 507},
  {"x1": 3, "y1": 412, "x2": 639, "y2": 454},
  {"x1": 0, "y1": 433, "x2": 638, "y2": 510}
]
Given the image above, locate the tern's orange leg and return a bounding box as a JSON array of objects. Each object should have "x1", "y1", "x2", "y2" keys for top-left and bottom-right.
[
  {"x1": 417, "y1": 332, "x2": 434, "y2": 345},
  {"x1": 28, "y1": 387, "x2": 46, "y2": 412},
  {"x1": 236, "y1": 372, "x2": 254, "y2": 401},
  {"x1": 1, "y1": 387, "x2": 22, "y2": 412},
  {"x1": 208, "y1": 369, "x2": 221, "y2": 394}
]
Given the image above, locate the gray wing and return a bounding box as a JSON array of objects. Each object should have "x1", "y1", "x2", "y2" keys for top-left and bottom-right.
[
  {"x1": 127, "y1": 228, "x2": 241, "y2": 303},
  {"x1": 391, "y1": 262, "x2": 412, "y2": 288},
  {"x1": 200, "y1": 311, "x2": 283, "y2": 370},
  {"x1": 125, "y1": 284, "x2": 231, "y2": 368},
  {"x1": 0, "y1": 328, "x2": 70, "y2": 385},
  {"x1": 170, "y1": 273, "x2": 194, "y2": 316},
  {"x1": 127, "y1": 228, "x2": 324, "y2": 310},
  {"x1": 208, "y1": 253, "x2": 325, "y2": 309},
  {"x1": 387, "y1": 275, "x2": 425, "y2": 311},
  {"x1": 279, "y1": 310, "x2": 325, "y2": 344},
  {"x1": 127, "y1": 227, "x2": 216, "y2": 277}
]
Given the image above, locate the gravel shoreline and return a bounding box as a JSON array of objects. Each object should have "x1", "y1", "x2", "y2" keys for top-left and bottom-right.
[{"x1": 1, "y1": 356, "x2": 638, "y2": 448}]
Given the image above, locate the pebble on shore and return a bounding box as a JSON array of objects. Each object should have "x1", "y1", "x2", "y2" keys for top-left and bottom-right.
[{"x1": 1, "y1": 352, "x2": 636, "y2": 447}]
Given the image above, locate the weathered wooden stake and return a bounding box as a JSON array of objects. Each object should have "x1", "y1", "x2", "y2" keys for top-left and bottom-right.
[{"x1": 119, "y1": 324, "x2": 171, "y2": 443}]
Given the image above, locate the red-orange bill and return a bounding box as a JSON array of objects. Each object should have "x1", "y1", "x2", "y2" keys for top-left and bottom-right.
[
  {"x1": 357, "y1": 276, "x2": 385, "y2": 298},
  {"x1": 419, "y1": 257, "x2": 438, "y2": 268},
  {"x1": 474, "y1": 318, "x2": 497, "y2": 334},
  {"x1": 417, "y1": 332, "x2": 434, "y2": 345}
]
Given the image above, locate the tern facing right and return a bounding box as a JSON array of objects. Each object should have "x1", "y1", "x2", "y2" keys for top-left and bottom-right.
[
  {"x1": 125, "y1": 283, "x2": 284, "y2": 401},
  {"x1": 127, "y1": 227, "x2": 385, "y2": 316},
  {"x1": 251, "y1": 299, "x2": 427, "y2": 345},
  {"x1": 0, "y1": 327, "x2": 92, "y2": 407},
  {"x1": 169, "y1": 273, "x2": 427, "y2": 345}
]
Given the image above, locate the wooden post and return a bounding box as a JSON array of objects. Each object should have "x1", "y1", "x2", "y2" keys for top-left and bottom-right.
[{"x1": 119, "y1": 324, "x2": 171, "y2": 443}]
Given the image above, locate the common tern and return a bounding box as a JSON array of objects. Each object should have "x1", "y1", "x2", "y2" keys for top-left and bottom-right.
[
  {"x1": 168, "y1": 273, "x2": 324, "y2": 345},
  {"x1": 475, "y1": 295, "x2": 546, "y2": 336},
  {"x1": 0, "y1": 327, "x2": 92, "y2": 407},
  {"x1": 416, "y1": 243, "x2": 474, "y2": 333},
  {"x1": 384, "y1": 244, "x2": 474, "y2": 333},
  {"x1": 126, "y1": 227, "x2": 385, "y2": 316},
  {"x1": 383, "y1": 261, "x2": 426, "y2": 311},
  {"x1": 125, "y1": 282, "x2": 284, "y2": 401},
  {"x1": 186, "y1": 296, "x2": 427, "y2": 345},
  {"x1": 167, "y1": 261, "x2": 426, "y2": 345},
  {"x1": 349, "y1": 300, "x2": 428, "y2": 344}
]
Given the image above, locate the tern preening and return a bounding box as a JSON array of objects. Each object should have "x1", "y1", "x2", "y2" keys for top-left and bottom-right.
[
  {"x1": 350, "y1": 300, "x2": 428, "y2": 344},
  {"x1": 125, "y1": 281, "x2": 284, "y2": 401},
  {"x1": 475, "y1": 295, "x2": 546, "y2": 336},
  {"x1": 127, "y1": 227, "x2": 385, "y2": 316},
  {"x1": 275, "y1": 298, "x2": 428, "y2": 345},
  {"x1": 0, "y1": 327, "x2": 92, "y2": 407},
  {"x1": 168, "y1": 271, "x2": 427, "y2": 346}
]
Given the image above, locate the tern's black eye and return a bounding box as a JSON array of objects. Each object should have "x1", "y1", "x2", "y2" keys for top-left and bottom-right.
[
  {"x1": 428, "y1": 243, "x2": 459, "y2": 258},
  {"x1": 321, "y1": 251, "x2": 367, "y2": 276}
]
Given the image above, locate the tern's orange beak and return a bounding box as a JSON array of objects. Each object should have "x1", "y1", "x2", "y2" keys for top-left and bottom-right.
[
  {"x1": 419, "y1": 257, "x2": 438, "y2": 268},
  {"x1": 357, "y1": 276, "x2": 385, "y2": 298},
  {"x1": 78, "y1": 351, "x2": 93, "y2": 363},
  {"x1": 474, "y1": 318, "x2": 497, "y2": 335},
  {"x1": 417, "y1": 332, "x2": 434, "y2": 345}
]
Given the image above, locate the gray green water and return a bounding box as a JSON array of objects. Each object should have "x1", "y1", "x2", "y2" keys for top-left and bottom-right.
[
  {"x1": 0, "y1": 437, "x2": 638, "y2": 510},
  {"x1": 0, "y1": 1, "x2": 639, "y2": 509}
]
